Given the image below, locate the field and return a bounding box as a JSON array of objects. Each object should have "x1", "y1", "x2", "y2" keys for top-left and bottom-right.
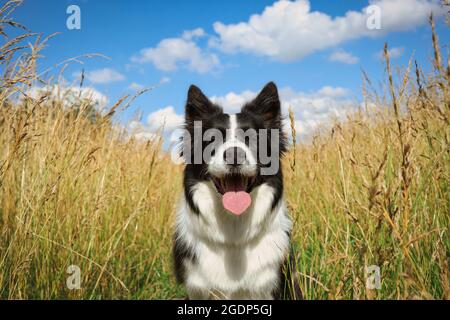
[{"x1": 0, "y1": 1, "x2": 448, "y2": 299}]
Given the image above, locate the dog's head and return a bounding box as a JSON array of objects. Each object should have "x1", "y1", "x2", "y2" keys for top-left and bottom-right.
[{"x1": 182, "y1": 82, "x2": 286, "y2": 215}]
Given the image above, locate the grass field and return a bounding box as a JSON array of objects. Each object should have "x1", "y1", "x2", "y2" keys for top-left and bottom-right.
[{"x1": 0, "y1": 1, "x2": 448, "y2": 299}]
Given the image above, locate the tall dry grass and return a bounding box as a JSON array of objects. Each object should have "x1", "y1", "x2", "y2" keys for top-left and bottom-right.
[
  {"x1": 284, "y1": 15, "x2": 449, "y2": 299},
  {"x1": 0, "y1": 1, "x2": 448, "y2": 299}
]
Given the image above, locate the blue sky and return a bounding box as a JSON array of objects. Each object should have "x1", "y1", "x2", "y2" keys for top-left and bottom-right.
[{"x1": 11, "y1": 0, "x2": 448, "y2": 138}]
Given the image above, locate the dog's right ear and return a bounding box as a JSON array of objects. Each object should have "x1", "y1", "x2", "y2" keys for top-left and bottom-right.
[{"x1": 185, "y1": 85, "x2": 221, "y2": 122}]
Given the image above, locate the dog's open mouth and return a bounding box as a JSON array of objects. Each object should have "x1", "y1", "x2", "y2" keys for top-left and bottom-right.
[
  {"x1": 211, "y1": 174, "x2": 256, "y2": 216},
  {"x1": 211, "y1": 174, "x2": 256, "y2": 194}
]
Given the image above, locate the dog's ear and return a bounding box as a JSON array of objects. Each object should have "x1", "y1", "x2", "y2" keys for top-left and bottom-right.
[
  {"x1": 185, "y1": 85, "x2": 221, "y2": 122},
  {"x1": 243, "y1": 82, "x2": 281, "y2": 126}
]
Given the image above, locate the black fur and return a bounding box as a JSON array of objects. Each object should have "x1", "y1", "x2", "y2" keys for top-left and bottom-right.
[
  {"x1": 273, "y1": 232, "x2": 303, "y2": 300},
  {"x1": 172, "y1": 229, "x2": 196, "y2": 284},
  {"x1": 181, "y1": 85, "x2": 228, "y2": 215}
]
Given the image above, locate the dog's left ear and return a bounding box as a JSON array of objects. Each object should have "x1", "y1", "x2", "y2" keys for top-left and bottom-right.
[
  {"x1": 185, "y1": 85, "x2": 221, "y2": 122},
  {"x1": 243, "y1": 82, "x2": 281, "y2": 126}
]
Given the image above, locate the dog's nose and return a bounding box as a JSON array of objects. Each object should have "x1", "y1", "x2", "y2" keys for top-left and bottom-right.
[{"x1": 223, "y1": 147, "x2": 246, "y2": 166}]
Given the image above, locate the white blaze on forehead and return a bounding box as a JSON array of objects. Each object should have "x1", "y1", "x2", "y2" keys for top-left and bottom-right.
[
  {"x1": 228, "y1": 114, "x2": 238, "y2": 141},
  {"x1": 226, "y1": 113, "x2": 257, "y2": 166},
  {"x1": 207, "y1": 113, "x2": 257, "y2": 176}
]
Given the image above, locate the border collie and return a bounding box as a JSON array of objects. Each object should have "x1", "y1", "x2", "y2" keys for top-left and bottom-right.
[{"x1": 173, "y1": 82, "x2": 300, "y2": 300}]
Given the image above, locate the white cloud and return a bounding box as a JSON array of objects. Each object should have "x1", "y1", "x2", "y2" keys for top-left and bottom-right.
[
  {"x1": 128, "y1": 77, "x2": 170, "y2": 91},
  {"x1": 134, "y1": 84, "x2": 357, "y2": 143},
  {"x1": 134, "y1": 131, "x2": 158, "y2": 141},
  {"x1": 127, "y1": 120, "x2": 159, "y2": 141},
  {"x1": 278, "y1": 86, "x2": 357, "y2": 136},
  {"x1": 27, "y1": 84, "x2": 109, "y2": 110},
  {"x1": 375, "y1": 46, "x2": 405, "y2": 60},
  {"x1": 147, "y1": 105, "x2": 184, "y2": 131},
  {"x1": 211, "y1": 0, "x2": 444, "y2": 61},
  {"x1": 78, "y1": 68, "x2": 125, "y2": 84},
  {"x1": 160, "y1": 76, "x2": 171, "y2": 84},
  {"x1": 131, "y1": 29, "x2": 220, "y2": 74},
  {"x1": 329, "y1": 49, "x2": 359, "y2": 64},
  {"x1": 182, "y1": 28, "x2": 205, "y2": 40},
  {"x1": 128, "y1": 82, "x2": 144, "y2": 91},
  {"x1": 388, "y1": 47, "x2": 405, "y2": 58},
  {"x1": 315, "y1": 86, "x2": 349, "y2": 98},
  {"x1": 210, "y1": 90, "x2": 257, "y2": 113},
  {"x1": 210, "y1": 85, "x2": 356, "y2": 137}
]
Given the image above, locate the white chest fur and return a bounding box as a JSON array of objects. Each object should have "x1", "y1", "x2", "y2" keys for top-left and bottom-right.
[{"x1": 175, "y1": 182, "x2": 292, "y2": 299}]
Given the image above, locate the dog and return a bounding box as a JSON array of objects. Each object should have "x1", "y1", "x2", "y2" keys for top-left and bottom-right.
[{"x1": 173, "y1": 82, "x2": 300, "y2": 300}]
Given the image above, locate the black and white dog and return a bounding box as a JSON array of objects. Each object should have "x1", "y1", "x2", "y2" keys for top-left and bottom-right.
[{"x1": 173, "y1": 82, "x2": 300, "y2": 300}]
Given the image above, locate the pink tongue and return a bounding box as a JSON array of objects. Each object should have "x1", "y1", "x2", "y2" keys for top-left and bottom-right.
[{"x1": 222, "y1": 191, "x2": 252, "y2": 215}]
